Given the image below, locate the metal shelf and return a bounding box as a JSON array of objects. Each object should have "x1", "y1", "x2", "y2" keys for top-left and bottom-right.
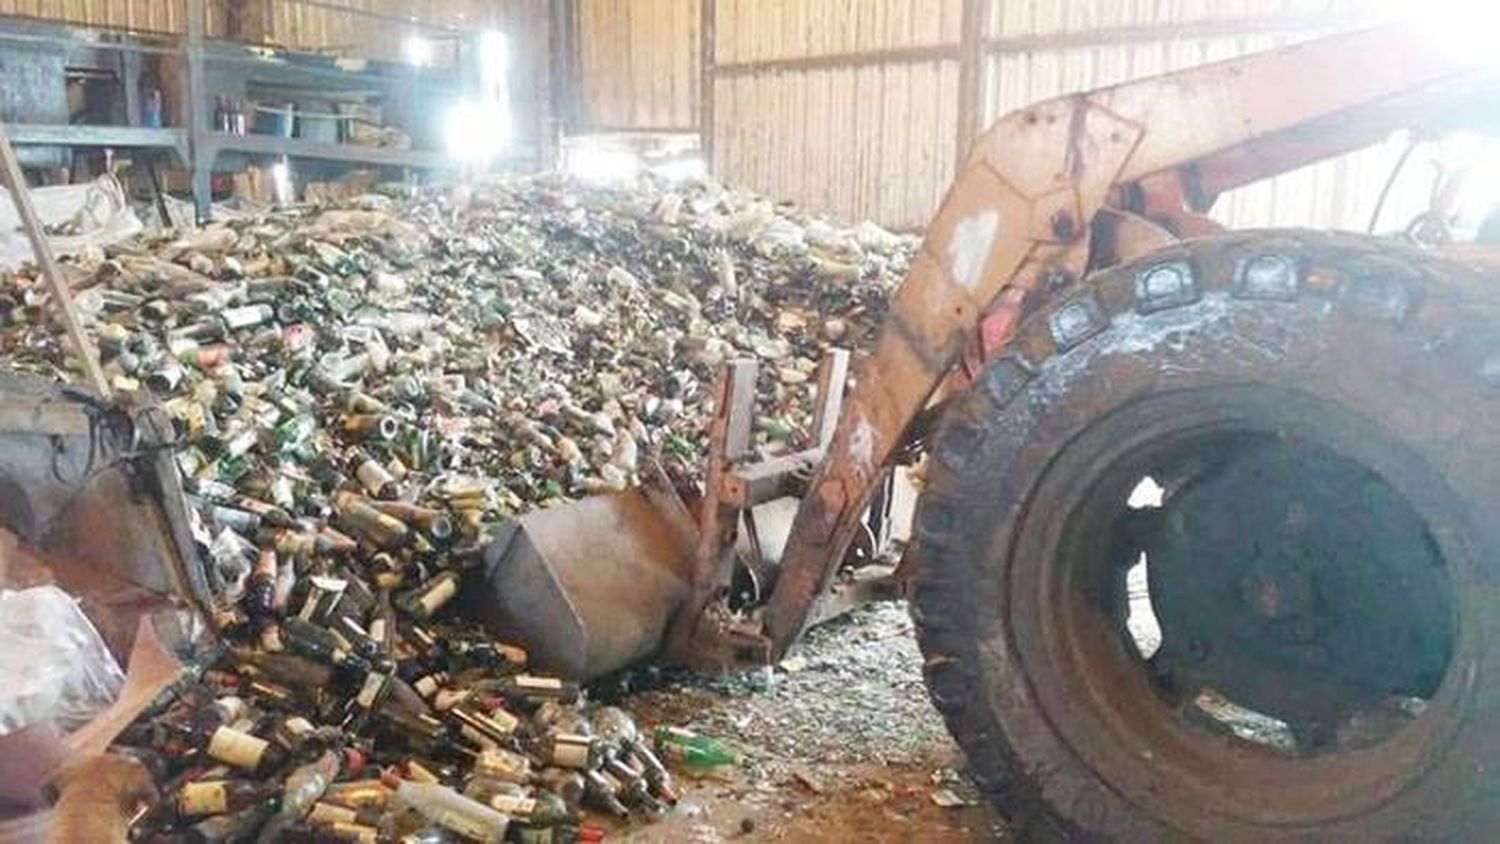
[
  {"x1": 201, "y1": 42, "x2": 449, "y2": 91},
  {"x1": 0, "y1": 3, "x2": 547, "y2": 218},
  {"x1": 198, "y1": 132, "x2": 452, "y2": 170},
  {"x1": 4, "y1": 124, "x2": 185, "y2": 150}
]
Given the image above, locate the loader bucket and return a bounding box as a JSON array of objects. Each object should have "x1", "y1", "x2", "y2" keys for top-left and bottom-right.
[{"x1": 459, "y1": 475, "x2": 699, "y2": 681}]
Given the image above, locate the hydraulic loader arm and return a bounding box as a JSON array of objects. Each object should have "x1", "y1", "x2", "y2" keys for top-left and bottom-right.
[{"x1": 762, "y1": 21, "x2": 1498, "y2": 656}]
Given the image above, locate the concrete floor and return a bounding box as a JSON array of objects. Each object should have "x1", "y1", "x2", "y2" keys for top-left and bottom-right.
[{"x1": 606, "y1": 603, "x2": 1005, "y2": 842}]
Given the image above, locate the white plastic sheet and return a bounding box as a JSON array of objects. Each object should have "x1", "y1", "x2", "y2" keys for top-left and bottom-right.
[
  {"x1": 0, "y1": 586, "x2": 124, "y2": 735},
  {"x1": 0, "y1": 174, "x2": 142, "y2": 272}
]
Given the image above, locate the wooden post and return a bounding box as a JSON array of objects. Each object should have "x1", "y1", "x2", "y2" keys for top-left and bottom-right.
[
  {"x1": 698, "y1": 0, "x2": 716, "y2": 173},
  {"x1": 0, "y1": 124, "x2": 111, "y2": 397},
  {"x1": 120, "y1": 49, "x2": 143, "y2": 127},
  {"x1": 955, "y1": 0, "x2": 989, "y2": 170},
  {"x1": 549, "y1": 0, "x2": 581, "y2": 137},
  {"x1": 184, "y1": 0, "x2": 211, "y2": 221},
  {"x1": 536, "y1": 0, "x2": 558, "y2": 170}
]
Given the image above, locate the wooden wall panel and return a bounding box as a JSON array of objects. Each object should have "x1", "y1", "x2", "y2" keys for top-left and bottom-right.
[
  {"x1": 0, "y1": 0, "x2": 185, "y2": 34},
  {"x1": 697, "y1": 0, "x2": 1418, "y2": 230},
  {"x1": 255, "y1": 0, "x2": 527, "y2": 65},
  {"x1": 716, "y1": 0, "x2": 961, "y2": 64},
  {"x1": 707, "y1": 0, "x2": 965, "y2": 229},
  {"x1": 989, "y1": 0, "x2": 1407, "y2": 39},
  {"x1": 713, "y1": 61, "x2": 962, "y2": 229},
  {"x1": 577, "y1": 0, "x2": 698, "y2": 130}
]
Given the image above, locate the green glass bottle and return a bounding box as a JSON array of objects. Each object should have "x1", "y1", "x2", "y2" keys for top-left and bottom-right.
[{"x1": 652, "y1": 725, "x2": 737, "y2": 768}]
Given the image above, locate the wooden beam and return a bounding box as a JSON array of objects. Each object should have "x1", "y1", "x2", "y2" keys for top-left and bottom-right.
[
  {"x1": 185, "y1": 0, "x2": 210, "y2": 220},
  {"x1": 273, "y1": 0, "x2": 463, "y2": 33},
  {"x1": 954, "y1": 0, "x2": 988, "y2": 170},
  {"x1": 535, "y1": 0, "x2": 558, "y2": 171},
  {"x1": 549, "y1": 0, "x2": 580, "y2": 136},
  {"x1": 573, "y1": 124, "x2": 700, "y2": 135},
  {"x1": 120, "y1": 47, "x2": 143, "y2": 127},
  {"x1": 712, "y1": 43, "x2": 959, "y2": 78},
  {"x1": 699, "y1": 0, "x2": 716, "y2": 172},
  {"x1": 984, "y1": 14, "x2": 1365, "y2": 55},
  {"x1": 0, "y1": 124, "x2": 111, "y2": 397},
  {"x1": 707, "y1": 14, "x2": 1368, "y2": 79}
]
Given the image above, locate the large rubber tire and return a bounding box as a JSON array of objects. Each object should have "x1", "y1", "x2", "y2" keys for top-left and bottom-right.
[{"x1": 910, "y1": 231, "x2": 1500, "y2": 841}]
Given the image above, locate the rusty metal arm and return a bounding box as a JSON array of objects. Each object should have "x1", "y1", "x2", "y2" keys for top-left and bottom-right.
[
  {"x1": 761, "y1": 22, "x2": 1496, "y2": 656},
  {"x1": 1191, "y1": 85, "x2": 1498, "y2": 207}
]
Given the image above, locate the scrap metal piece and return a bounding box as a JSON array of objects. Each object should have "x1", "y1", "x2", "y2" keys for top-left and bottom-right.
[{"x1": 465, "y1": 470, "x2": 697, "y2": 680}]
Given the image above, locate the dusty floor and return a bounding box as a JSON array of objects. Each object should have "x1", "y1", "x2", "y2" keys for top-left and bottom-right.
[{"x1": 602, "y1": 603, "x2": 1006, "y2": 842}]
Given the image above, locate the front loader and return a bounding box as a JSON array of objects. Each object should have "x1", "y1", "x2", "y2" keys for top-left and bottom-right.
[
  {"x1": 472, "y1": 20, "x2": 1500, "y2": 838},
  {"x1": 4, "y1": 17, "x2": 1499, "y2": 840}
]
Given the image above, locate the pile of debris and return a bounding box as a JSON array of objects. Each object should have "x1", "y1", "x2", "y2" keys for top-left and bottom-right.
[
  {"x1": 3, "y1": 175, "x2": 912, "y2": 503},
  {"x1": 0, "y1": 174, "x2": 914, "y2": 840},
  {"x1": 114, "y1": 623, "x2": 741, "y2": 841}
]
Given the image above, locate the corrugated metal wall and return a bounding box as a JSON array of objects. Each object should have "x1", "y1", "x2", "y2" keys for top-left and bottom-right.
[
  {"x1": 713, "y1": 0, "x2": 963, "y2": 228},
  {"x1": 0, "y1": 0, "x2": 185, "y2": 33},
  {"x1": 11, "y1": 1, "x2": 1440, "y2": 230},
  {"x1": 575, "y1": 0, "x2": 1432, "y2": 232},
  {"x1": 983, "y1": 0, "x2": 1417, "y2": 231},
  {"x1": 248, "y1": 0, "x2": 537, "y2": 65},
  {"x1": 717, "y1": 0, "x2": 962, "y2": 59},
  {"x1": 577, "y1": 0, "x2": 698, "y2": 131},
  {"x1": 706, "y1": 0, "x2": 1412, "y2": 229}
]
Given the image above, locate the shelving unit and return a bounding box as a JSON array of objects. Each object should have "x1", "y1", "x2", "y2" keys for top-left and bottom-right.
[{"x1": 0, "y1": 0, "x2": 547, "y2": 219}]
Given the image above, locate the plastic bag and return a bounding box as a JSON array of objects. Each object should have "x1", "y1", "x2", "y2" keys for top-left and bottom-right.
[
  {"x1": 0, "y1": 586, "x2": 124, "y2": 735},
  {"x1": 0, "y1": 174, "x2": 143, "y2": 272}
]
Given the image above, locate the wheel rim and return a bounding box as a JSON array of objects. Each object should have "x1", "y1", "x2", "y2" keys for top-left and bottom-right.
[{"x1": 1010, "y1": 384, "x2": 1471, "y2": 827}]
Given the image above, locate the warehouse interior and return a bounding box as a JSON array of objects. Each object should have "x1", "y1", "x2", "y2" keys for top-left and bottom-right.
[{"x1": 3, "y1": 0, "x2": 1500, "y2": 841}]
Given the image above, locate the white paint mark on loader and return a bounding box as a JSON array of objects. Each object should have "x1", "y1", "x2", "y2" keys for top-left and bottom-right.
[{"x1": 946, "y1": 210, "x2": 1000, "y2": 290}]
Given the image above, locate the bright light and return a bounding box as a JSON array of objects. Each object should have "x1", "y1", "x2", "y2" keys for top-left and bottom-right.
[
  {"x1": 651, "y1": 157, "x2": 706, "y2": 182},
  {"x1": 478, "y1": 30, "x2": 509, "y2": 97},
  {"x1": 1441, "y1": 133, "x2": 1500, "y2": 234},
  {"x1": 1418, "y1": 2, "x2": 1500, "y2": 64},
  {"x1": 444, "y1": 98, "x2": 512, "y2": 165},
  {"x1": 270, "y1": 161, "x2": 293, "y2": 206},
  {"x1": 566, "y1": 148, "x2": 641, "y2": 183},
  {"x1": 404, "y1": 35, "x2": 433, "y2": 68},
  {"x1": 562, "y1": 146, "x2": 706, "y2": 184},
  {"x1": 1127, "y1": 476, "x2": 1164, "y2": 509},
  {"x1": 441, "y1": 30, "x2": 511, "y2": 167}
]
